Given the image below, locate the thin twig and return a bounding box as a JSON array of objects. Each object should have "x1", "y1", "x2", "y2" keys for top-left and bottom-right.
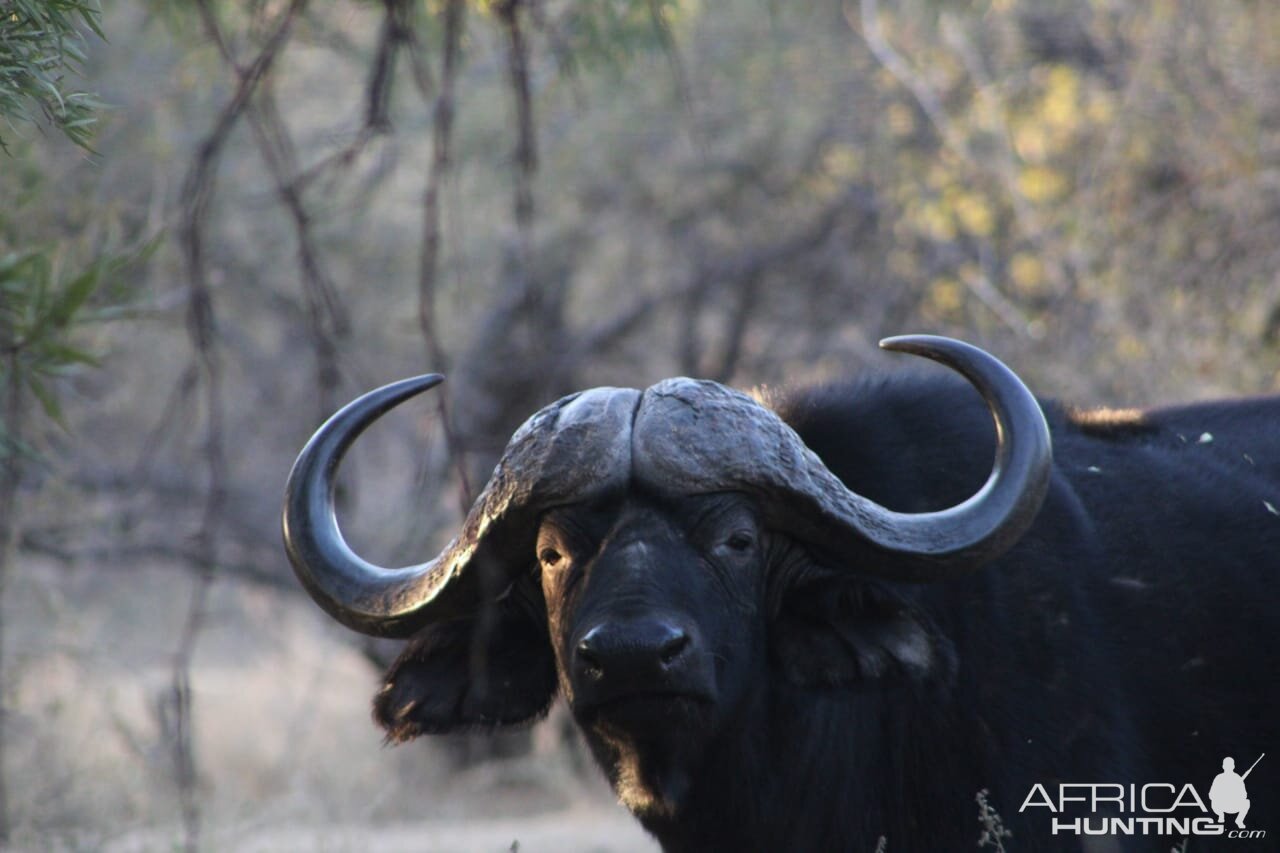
[
  {"x1": 527, "y1": 0, "x2": 585, "y2": 103},
  {"x1": 417, "y1": 0, "x2": 464, "y2": 375},
  {"x1": 0, "y1": 354, "x2": 22, "y2": 846},
  {"x1": 367, "y1": 0, "x2": 407, "y2": 130},
  {"x1": 497, "y1": 0, "x2": 538, "y2": 289},
  {"x1": 855, "y1": 0, "x2": 951, "y2": 140},
  {"x1": 20, "y1": 534, "x2": 294, "y2": 593},
  {"x1": 712, "y1": 274, "x2": 763, "y2": 384},
  {"x1": 173, "y1": 2, "x2": 307, "y2": 849},
  {"x1": 851, "y1": 0, "x2": 1073, "y2": 335},
  {"x1": 646, "y1": 0, "x2": 701, "y2": 151},
  {"x1": 417, "y1": 0, "x2": 472, "y2": 512},
  {"x1": 248, "y1": 85, "x2": 350, "y2": 419}
]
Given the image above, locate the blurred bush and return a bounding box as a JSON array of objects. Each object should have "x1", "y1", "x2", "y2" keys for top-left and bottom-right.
[{"x1": 3, "y1": 0, "x2": 1279, "y2": 846}]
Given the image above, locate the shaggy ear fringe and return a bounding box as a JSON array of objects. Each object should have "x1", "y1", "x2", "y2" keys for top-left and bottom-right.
[
  {"x1": 371, "y1": 595, "x2": 559, "y2": 740},
  {"x1": 770, "y1": 575, "x2": 957, "y2": 689},
  {"x1": 374, "y1": 677, "x2": 558, "y2": 743}
]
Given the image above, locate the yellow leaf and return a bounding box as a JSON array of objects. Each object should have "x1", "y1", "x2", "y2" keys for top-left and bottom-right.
[
  {"x1": 929, "y1": 277, "x2": 964, "y2": 313},
  {"x1": 888, "y1": 102, "x2": 916, "y2": 137},
  {"x1": 1018, "y1": 165, "x2": 1070, "y2": 203},
  {"x1": 950, "y1": 189, "x2": 995, "y2": 237},
  {"x1": 1009, "y1": 252, "x2": 1045, "y2": 294},
  {"x1": 1042, "y1": 66, "x2": 1081, "y2": 130},
  {"x1": 822, "y1": 144, "x2": 862, "y2": 180},
  {"x1": 917, "y1": 201, "x2": 958, "y2": 241},
  {"x1": 1013, "y1": 123, "x2": 1050, "y2": 163}
]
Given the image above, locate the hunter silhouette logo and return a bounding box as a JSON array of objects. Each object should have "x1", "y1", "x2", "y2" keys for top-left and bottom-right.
[
  {"x1": 1211, "y1": 754, "x2": 1263, "y2": 829},
  {"x1": 1019, "y1": 752, "x2": 1268, "y2": 839}
]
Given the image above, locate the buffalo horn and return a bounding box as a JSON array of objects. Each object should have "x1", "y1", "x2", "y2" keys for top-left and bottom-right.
[
  {"x1": 629, "y1": 335, "x2": 1052, "y2": 580},
  {"x1": 282, "y1": 375, "x2": 639, "y2": 637}
]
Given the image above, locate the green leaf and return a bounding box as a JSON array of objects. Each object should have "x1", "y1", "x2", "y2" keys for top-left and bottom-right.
[
  {"x1": 0, "y1": 0, "x2": 105, "y2": 151},
  {"x1": 47, "y1": 261, "x2": 102, "y2": 328},
  {"x1": 35, "y1": 341, "x2": 100, "y2": 370},
  {"x1": 24, "y1": 373, "x2": 65, "y2": 426}
]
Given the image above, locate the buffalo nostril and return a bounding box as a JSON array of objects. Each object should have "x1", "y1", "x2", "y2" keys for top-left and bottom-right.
[
  {"x1": 574, "y1": 620, "x2": 693, "y2": 684},
  {"x1": 577, "y1": 631, "x2": 604, "y2": 677},
  {"x1": 659, "y1": 631, "x2": 690, "y2": 666}
]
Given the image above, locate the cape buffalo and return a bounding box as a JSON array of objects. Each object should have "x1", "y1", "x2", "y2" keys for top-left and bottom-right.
[{"x1": 283, "y1": 335, "x2": 1279, "y2": 851}]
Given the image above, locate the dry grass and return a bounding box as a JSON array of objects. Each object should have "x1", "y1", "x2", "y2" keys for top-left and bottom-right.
[{"x1": 2, "y1": 557, "x2": 655, "y2": 852}]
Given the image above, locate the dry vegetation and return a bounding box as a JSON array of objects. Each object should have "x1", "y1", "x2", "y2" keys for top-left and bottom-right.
[{"x1": 2, "y1": 0, "x2": 1279, "y2": 849}]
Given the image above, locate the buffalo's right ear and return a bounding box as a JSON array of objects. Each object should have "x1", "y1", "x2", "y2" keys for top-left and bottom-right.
[
  {"x1": 373, "y1": 579, "x2": 558, "y2": 741},
  {"x1": 769, "y1": 572, "x2": 957, "y2": 689}
]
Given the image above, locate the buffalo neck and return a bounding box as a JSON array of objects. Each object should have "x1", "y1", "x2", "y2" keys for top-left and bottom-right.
[{"x1": 633, "y1": 677, "x2": 981, "y2": 852}]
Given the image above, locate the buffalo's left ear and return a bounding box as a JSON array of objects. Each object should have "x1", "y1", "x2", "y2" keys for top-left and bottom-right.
[
  {"x1": 769, "y1": 574, "x2": 956, "y2": 689},
  {"x1": 374, "y1": 579, "x2": 558, "y2": 741}
]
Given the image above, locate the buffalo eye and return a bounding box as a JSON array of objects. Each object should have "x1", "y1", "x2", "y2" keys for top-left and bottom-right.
[
  {"x1": 539, "y1": 547, "x2": 564, "y2": 568},
  {"x1": 725, "y1": 531, "x2": 755, "y2": 552}
]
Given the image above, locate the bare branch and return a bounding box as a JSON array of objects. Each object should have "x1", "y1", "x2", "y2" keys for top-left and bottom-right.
[
  {"x1": 173, "y1": 2, "x2": 308, "y2": 849},
  {"x1": 20, "y1": 533, "x2": 294, "y2": 593},
  {"x1": 712, "y1": 275, "x2": 763, "y2": 384},
  {"x1": 0, "y1": 354, "x2": 22, "y2": 844},
  {"x1": 647, "y1": 0, "x2": 701, "y2": 148},
  {"x1": 850, "y1": 0, "x2": 1070, "y2": 337},
  {"x1": 417, "y1": 0, "x2": 464, "y2": 374},
  {"x1": 417, "y1": 0, "x2": 471, "y2": 511},
  {"x1": 248, "y1": 86, "x2": 350, "y2": 419},
  {"x1": 854, "y1": 0, "x2": 954, "y2": 139},
  {"x1": 497, "y1": 0, "x2": 539, "y2": 262}
]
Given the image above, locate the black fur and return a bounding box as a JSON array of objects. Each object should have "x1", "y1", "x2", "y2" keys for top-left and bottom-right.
[
  {"x1": 373, "y1": 577, "x2": 556, "y2": 740},
  {"x1": 377, "y1": 374, "x2": 1280, "y2": 851}
]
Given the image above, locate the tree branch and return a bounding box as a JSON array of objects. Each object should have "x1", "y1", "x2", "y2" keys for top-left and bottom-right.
[{"x1": 174, "y1": 2, "x2": 307, "y2": 849}]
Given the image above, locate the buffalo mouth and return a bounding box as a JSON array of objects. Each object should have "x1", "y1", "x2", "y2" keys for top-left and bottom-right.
[
  {"x1": 575, "y1": 690, "x2": 714, "y2": 731},
  {"x1": 578, "y1": 691, "x2": 716, "y2": 821}
]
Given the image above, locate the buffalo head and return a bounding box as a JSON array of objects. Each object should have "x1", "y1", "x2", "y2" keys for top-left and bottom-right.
[{"x1": 282, "y1": 335, "x2": 1051, "y2": 820}]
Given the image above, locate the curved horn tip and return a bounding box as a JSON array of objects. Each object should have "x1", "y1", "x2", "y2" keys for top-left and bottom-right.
[
  {"x1": 346, "y1": 373, "x2": 446, "y2": 425},
  {"x1": 281, "y1": 371, "x2": 452, "y2": 639},
  {"x1": 864, "y1": 332, "x2": 1052, "y2": 572},
  {"x1": 395, "y1": 373, "x2": 446, "y2": 394},
  {"x1": 879, "y1": 334, "x2": 969, "y2": 358}
]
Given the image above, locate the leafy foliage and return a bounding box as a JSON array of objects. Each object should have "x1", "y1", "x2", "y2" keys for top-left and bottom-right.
[
  {"x1": 550, "y1": 0, "x2": 685, "y2": 71},
  {"x1": 6, "y1": 0, "x2": 1280, "y2": 845},
  {"x1": 0, "y1": 248, "x2": 131, "y2": 431},
  {"x1": 0, "y1": 0, "x2": 105, "y2": 152},
  {"x1": 0, "y1": 0, "x2": 114, "y2": 456}
]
